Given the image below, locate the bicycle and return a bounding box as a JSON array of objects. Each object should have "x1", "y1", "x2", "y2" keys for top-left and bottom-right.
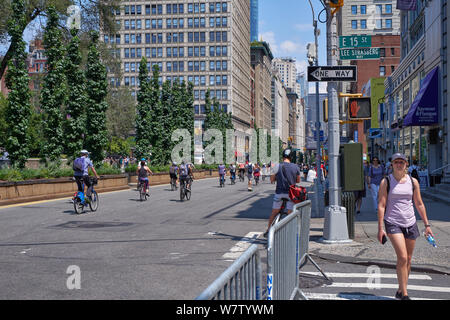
[
  {"x1": 137, "y1": 178, "x2": 149, "y2": 201},
  {"x1": 73, "y1": 177, "x2": 99, "y2": 214},
  {"x1": 254, "y1": 174, "x2": 260, "y2": 186},
  {"x1": 230, "y1": 172, "x2": 236, "y2": 185},
  {"x1": 265, "y1": 198, "x2": 290, "y2": 237},
  {"x1": 179, "y1": 177, "x2": 191, "y2": 201},
  {"x1": 239, "y1": 170, "x2": 244, "y2": 182},
  {"x1": 170, "y1": 176, "x2": 178, "y2": 191},
  {"x1": 219, "y1": 174, "x2": 225, "y2": 187}
]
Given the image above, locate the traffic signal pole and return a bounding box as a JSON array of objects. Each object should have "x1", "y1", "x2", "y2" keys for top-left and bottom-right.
[{"x1": 323, "y1": 3, "x2": 351, "y2": 243}]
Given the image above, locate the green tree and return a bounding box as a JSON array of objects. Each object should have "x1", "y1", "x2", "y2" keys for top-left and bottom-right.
[
  {"x1": 4, "y1": 0, "x2": 32, "y2": 168},
  {"x1": 203, "y1": 90, "x2": 234, "y2": 163},
  {"x1": 134, "y1": 58, "x2": 153, "y2": 160},
  {"x1": 84, "y1": 31, "x2": 108, "y2": 164},
  {"x1": 0, "y1": 93, "x2": 7, "y2": 149},
  {"x1": 147, "y1": 65, "x2": 162, "y2": 163},
  {"x1": 64, "y1": 27, "x2": 87, "y2": 160},
  {"x1": 40, "y1": 6, "x2": 66, "y2": 164},
  {"x1": 106, "y1": 86, "x2": 135, "y2": 139}
]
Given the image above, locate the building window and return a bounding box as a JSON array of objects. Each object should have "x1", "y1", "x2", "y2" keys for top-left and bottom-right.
[
  {"x1": 351, "y1": 5, "x2": 357, "y2": 15},
  {"x1": 361, "y1": 20, "x2": 367, "y2": 29},
  {"x1": 379, "y1": 66, "x2": 386, "y2": 76},
  {"x1": 391, "y1": 47, "x2": 395, "y2": 56},
  {"x1": 360, "y1": 5, "x2": 366, "y2": 14},
  {"x1": 380, "y1": 48, "x2": 385, "y2": 57},
  {"x1": 351, "y1": 20, "x2": 357, "y2": 29},
  {"x1": 385, "y1": 4, "x2": 392, "y2": 14},
  {"x1": 391, "y1": 66, "x2": 395, "y2": 73},
  {"x1": 385, "y1": 19, "x2": 392, "y2": 29},
  {"x1": 376, "y1": 19, "x2": 382, "y2": 29},
  {"x1": 376, "y1": 5, "x2": 382, "y2": 14}
]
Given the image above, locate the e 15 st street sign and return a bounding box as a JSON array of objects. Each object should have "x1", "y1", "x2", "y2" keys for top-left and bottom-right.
[
  {"x1": 307, "y1": 66, "x2": 357, "y2": 82},
  {"x1": 339, "y1": 35, "x2": 372, "y2": 48}
]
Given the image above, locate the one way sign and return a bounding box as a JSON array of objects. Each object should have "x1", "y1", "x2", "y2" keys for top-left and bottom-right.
[{"x1": 307, "y1": 66, "x2": 357, "y2": 82}]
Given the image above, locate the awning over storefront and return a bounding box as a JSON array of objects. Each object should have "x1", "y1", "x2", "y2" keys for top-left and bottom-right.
[{"x1": 403, "y1": 66, "x2": 439, "y2": 127}]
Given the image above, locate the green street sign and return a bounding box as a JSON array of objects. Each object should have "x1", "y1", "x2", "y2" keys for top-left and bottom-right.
[
  {"x1": 339, "y1": 47, "x2": 380, "y2": 60},
  {"x1": 339, "y1": 35, "x2": 372, "y2": 48}
]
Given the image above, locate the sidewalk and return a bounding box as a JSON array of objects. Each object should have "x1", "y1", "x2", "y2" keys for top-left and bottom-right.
[{"x1": 307, "y1": 186, "x2": 450, "y2": 275}]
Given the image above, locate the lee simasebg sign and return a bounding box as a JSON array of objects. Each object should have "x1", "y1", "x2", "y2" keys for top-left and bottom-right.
[{"x1": 339, "y1": 47, "x2": 380, "y2": 60}]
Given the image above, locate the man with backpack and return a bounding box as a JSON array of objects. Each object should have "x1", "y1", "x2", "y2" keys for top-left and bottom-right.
[
  {"x1": 245, "y1": 161, "x2": 253, "y2": 190},
  {"x1": 73, "y1": 150, "x2": 99, "y2": 200},
  {"x1": 408, "y1": 160, "x2": 420, "y2": 184},
  {"x1": 265, "y1": 148, "x2": 301, "y2": 237}
]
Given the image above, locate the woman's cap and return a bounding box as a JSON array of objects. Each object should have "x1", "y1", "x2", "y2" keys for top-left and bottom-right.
[{"x1": 391, "y1": 153, "x2": 407, "y2": 162}]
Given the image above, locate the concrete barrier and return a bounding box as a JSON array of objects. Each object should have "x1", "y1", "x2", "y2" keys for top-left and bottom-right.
[{"x1": 0, "y1": 169, "x2": 221, "y2": 206}]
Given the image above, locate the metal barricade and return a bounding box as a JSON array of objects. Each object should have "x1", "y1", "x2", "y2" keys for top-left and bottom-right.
[
  {"x1": 267, "y1": 200, "x2": 311, "y2": 300},
  {"x1": 196, "y1": 244, "x2": 262, "y2": 300},
  {"x1": 267, "y1": 200, "x2": 330, "y2": 300}
]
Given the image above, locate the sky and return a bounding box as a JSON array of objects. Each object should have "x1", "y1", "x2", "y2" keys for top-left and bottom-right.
[{"x1": 258, "y1": 0, "x2": 328, "y2": 93}]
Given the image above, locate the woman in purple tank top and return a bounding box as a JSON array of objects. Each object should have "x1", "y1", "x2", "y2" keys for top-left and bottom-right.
[{"x1": 377, "y1": 153, "x2": 434, "y2": 300}]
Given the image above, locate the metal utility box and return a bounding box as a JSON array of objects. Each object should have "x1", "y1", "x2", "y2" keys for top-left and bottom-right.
[{"x1": 339, "y1": 143, "x2": 364, "y2": 191}]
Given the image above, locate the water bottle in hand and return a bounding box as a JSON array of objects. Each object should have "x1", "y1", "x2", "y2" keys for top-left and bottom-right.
[{"x1": 423, "y1": 232, "x2": 437, "y2": 248}]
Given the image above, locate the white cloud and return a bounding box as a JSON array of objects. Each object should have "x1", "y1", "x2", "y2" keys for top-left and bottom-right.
[
  {"x1": 259, "y1": 31, "x2": 278, "y2": 55},
  {"x1": 295, "y1": 23, "x2": 313, "y2": 32},
  {"x1": 280, "y1": 40, "x2": 299, "y2": 53}
]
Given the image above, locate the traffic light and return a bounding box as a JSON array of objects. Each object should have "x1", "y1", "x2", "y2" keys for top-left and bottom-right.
[
  {"x1": 323, "y1": 98, "x2": 328, "y2": 122},
  {"x1": 348, "y1": 97, "x2": 371, "y2": 120},
  {"x1": 329, "y1": 0, "x2": 344, "y2": 8}
]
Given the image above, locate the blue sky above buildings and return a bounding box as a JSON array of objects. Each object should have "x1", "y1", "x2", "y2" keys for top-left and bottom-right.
[{"x1": 259, "y1": 0, "x2": 328, "y2": 92}]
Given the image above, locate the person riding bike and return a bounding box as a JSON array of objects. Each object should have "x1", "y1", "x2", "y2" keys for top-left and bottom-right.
[
  {"x1": 73, "y1": 150, "x2": 99, "y2": 202},
  {"x1": 169, "y1": 162, "x2": 179, "y2": 188},
  {"x1": 187, "y1": 162, "x2": 195, "y2": 190},
  {"x1": 246, "y1": 161, "x2": 253, "y2": 190},
  {"x1": 136, "y1": 158, "x2": 153, "y2": 195},
  {"x1": 229, "y1": 163, "x2": 236, "y2": 183},
  {"x1": 253, "y1": 163, "x2": 261, "y2": 184},
  {"x1": 179, "y1": 160, "x2": 190, "y2": 190},
  {"x1": 218, "y1": 163, "x2": 226, "y2": 186},
  {"x1": 238, "y1": 162, "x2": 245, "y2": 181},
  {"x1": 265, "y1": 148, "x2": 301, "y2": 237}
]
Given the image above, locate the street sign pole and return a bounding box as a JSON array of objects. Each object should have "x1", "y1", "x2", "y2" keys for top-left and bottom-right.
[{"x1": 323, "y1": 6, "x2": 351, "y2": 243}]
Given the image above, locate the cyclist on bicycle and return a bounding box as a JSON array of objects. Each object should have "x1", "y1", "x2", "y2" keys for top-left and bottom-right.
[
  {"x1": 265, "y1": 148, "x2": 301, "y2": 236},
  {"x1": 187, "y1": 162, "x2": 195, "y2": 189},
  {"x1": 229, "y1": 163, "x2": 236, "y2": 183},
  {"x1": 245, "y1": 161, "x2": 253, "y2": 190},
  {"x1": 169, "y1": 162, "x2": 179, "y2": 187},
  {"x1": 73, "y1": 150, "x2": 99, "y2": 201},
  {"x1": 179, "y1": 160, "x2": 190, "y2": 190},
  {"x1": 137, "y1": 158, "x2": 153, "y2": 195},
  {"x1": 218, "y1": 163, "x2": 226, "y2": 186},
  {"x1": 238, "y1": 162, "x2": 245, "y2": 181}
]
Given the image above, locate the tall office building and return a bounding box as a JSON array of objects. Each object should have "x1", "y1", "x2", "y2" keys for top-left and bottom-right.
[
  {"x1": 272, "y1": 57, "x2": 297, "y2": 90},
  {"x1": 102, "y1": 0, "x2": 251, "y2": 163},
  {"x1": 250, "y1": 0, "x2": 258, "y2": 42}
]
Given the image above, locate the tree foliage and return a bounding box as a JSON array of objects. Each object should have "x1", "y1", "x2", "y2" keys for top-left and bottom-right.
[
  {"x1": 4, "y1": 0, "x2": 33, "y2": 168},
  {"x1": 84, "y1": 31, "x2": 108, "y2": 164},
  {"x1": 40, "y1": 6, "x2": 66, "y2": 164},
  {"x1": 64, "y1": 27, "x2": 87, "y2": 160}
]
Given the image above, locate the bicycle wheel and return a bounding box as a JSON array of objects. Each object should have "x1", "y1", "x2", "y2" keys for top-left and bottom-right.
[
  {"x1": 185, "y1": 188, "x2": 191, "y2": 200},
  {"x1": 140, "y1": 187, "x2": 146, "y2": 201},
  {"x1": 73, "y1": 197, "x2": 84, "y2": 214},
  {"x1": 89, "y1": 191, "x2": 99, "y2": 211},
  {"x1": 180, "y1": 185, "x2": 185, "y2": 201}
]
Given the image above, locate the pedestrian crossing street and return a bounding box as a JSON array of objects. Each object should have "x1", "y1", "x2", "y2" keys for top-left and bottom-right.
[{"x1": 300, "y1": 271, "x2": 450, "y2": 300}]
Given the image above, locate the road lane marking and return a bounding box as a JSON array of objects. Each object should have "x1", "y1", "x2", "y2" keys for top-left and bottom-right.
[
  {"x1": 300, "y1": 271, "x2": 432, "y2": 280},
  {"x1": 222, "y1": 231, "x2": 262, "y2": 260},
  {"x1": 326, "y1": 282, "x2": 450, "y2": 293},
  {"x1": 303, "y1": 293, "x2": 442, "y2": 300}
]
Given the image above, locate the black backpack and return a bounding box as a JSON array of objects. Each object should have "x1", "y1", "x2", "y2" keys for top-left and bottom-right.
[{"x1": 411, "y1": 167, "x2": 420, "y2": 183}]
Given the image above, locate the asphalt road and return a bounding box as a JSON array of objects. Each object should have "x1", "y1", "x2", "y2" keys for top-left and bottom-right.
[{"x1": 0, "y1": 176, "x2": 275, "y2": 300}]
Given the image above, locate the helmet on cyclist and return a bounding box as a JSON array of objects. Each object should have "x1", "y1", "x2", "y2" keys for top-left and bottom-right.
[
  {"x1": 172, "y1": 161, "x2": 177, "y2": 165},
  {"x1": 80, "y1": 149, "x2": 89, "y2": 155},
  {"x1": 282, "y1": 148, "x2": 293, "y2": 160},
  {"x1": 141, "y1": 158, "x2": 146, "y2": 161}
]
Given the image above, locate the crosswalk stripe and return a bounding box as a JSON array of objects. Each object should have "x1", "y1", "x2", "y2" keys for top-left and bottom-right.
[
  {"x1": 303, "y1": 293, "x2": 442, "y2": 300},
  {"x1": 300, "y1": 271, "x2": 432, "y2": 280},
  {"x1": 222, "y1": 232, "x2": 262, "y2": 260},
  {"x1": 326, "y1": 282, "x2": 450, "y2": 293}
]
